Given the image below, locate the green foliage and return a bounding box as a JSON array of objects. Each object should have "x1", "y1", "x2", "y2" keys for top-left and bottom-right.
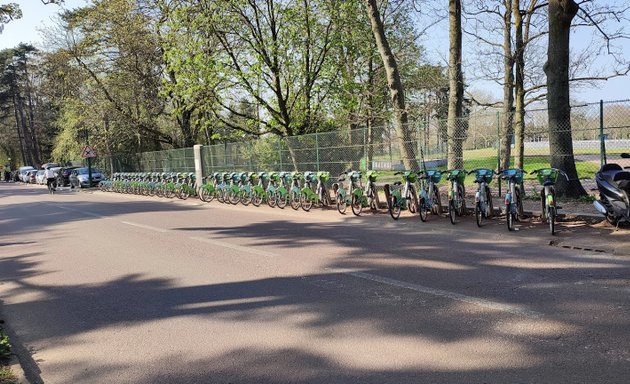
[{"x1": 0, "y1": 328, "x2": 11, "y2": 359}]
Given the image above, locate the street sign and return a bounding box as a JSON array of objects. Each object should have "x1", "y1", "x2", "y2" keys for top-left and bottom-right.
[{"x1": 82, "y1": 146, "x2": 97, "y2": 158}]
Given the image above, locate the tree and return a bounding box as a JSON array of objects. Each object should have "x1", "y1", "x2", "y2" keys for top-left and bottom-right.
[
  {"x1": 447, "y1": 0, "x2": 465, "y2": 169},
  {"x1": 544, "y1": 0, "x2": 586, "y2": 197},
  {"x1": 365, "y1": 0, "x2": 418, "y2": 171}
]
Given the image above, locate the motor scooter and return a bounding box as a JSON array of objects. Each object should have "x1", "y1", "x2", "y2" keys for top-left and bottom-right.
[{"x1": 593, "y1": 153, "x2": 630, "y2": 226}]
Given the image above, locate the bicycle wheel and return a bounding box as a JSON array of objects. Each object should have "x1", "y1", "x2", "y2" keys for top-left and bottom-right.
[
  {"x1": 485, "y1": 187, "x2": 493, "y2": 218},
  {"x1": 216, "y1": 189, "x2": 225, "y2": 204},
  {"x1": 448, "y1": 200, "x2": 456, "y2": 225},
  {"x1": 431, "y1": 187, "x2": 441, "y2": 215},
  {"x1": 277, "y1": 192, "x2": 288, "y2": 209},
  {"x1": 336, "y1": 192, "x2": 347, "y2": 214},
  {"x1": 368, "y1": 191, "x2": 379, "y2": 213},
  {"x1": 321, "y1": 191, "x2": 331, "y2": 208},
  {"x1": 475, "y1": 202, "x2": 483, "y2": 227},
  {"x1": 419, "y1": 197, "x2": 428, "y2": 222},
  {"x1": 266, "y1": 191, "x2": 277, "y2": 208},
  {"x1": 507, "y1": 204, "x2": 514, "y2": 231},
  {"x1": 301, "y1": 192, "x2": 313, "y2": 211},
  {"x1": 457, "y1": 184, "x2": 466, "y2": 216},
  {"x1": 228, "y1": 190, "x2": 240, "y2": 205},
  {"x1": 350, "y1": 194, "x2": 363, "y2": 216},
  {"x1": 252, "y1": 192, "x2": 263, "y2": 207},
  {"x1": 199, "y1": 188, "x2": 209, "y2": 202},
  {"x1": 388, "y1": 195, "x2": 401, "y2": 220},
  {"x1": 549, "y1": 207, "x2": 555, "y2": 235},
  {"x1": 240, "y1": 191, "x2": 251, "y2": 206},
  {"x1": 290, "y1": 191, "x2": 301, "y2": 210}
]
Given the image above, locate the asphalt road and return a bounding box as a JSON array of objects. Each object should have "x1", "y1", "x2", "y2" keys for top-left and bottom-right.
[{"x1": 1, "y1": 182, "x2": 629, "y2": 384}]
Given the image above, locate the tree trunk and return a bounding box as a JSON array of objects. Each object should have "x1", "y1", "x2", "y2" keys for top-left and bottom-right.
[
  {"x1": 500, "y1": 0, "x2": 514, "y2": 170},
  {"x1": 447, "y1": 0, "x2": 465, "y2": 169},
  {"x1": 513, "y1": 0, "x2": 525, "y2": 169},
  {"x1": 544, "y1": 0, "x2": 586, "y2": 197},
  {"x1": 365, "y1": 0, "x2": 418, "y2": 171}
]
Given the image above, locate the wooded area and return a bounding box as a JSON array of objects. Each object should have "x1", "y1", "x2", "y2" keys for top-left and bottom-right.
[{"x1": 0, "y1": 0, "x2": 628, "y2": 197}]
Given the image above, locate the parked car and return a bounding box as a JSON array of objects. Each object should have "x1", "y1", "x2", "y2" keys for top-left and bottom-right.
[
  {"x1": 36, "y1": 170, "x2": 46, "y2": 185},
  {"x1": 57, "y1": 166, "x2": 79, "y2": 187},
  {"x1": 41, "y1": 162, "x2": 60, "y2": 170},
  {"x1": 26, "y1": 169, "x2": 38, "y2": 184},
  {"x1": 17, "y1": 166, "x2": 35, "y2": 182},
  {"x1": 69, "y1": 167, "x2": 104, "y2": 188}
]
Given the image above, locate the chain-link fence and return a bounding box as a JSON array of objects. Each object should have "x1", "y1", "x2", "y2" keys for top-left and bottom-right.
[{"x1": 93, "y1": 99, "x2": 630, "y2": 195}]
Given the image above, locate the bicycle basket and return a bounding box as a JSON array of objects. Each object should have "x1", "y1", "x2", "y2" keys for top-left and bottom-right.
[
  {"x1": 425, "y1": 170, "x2": 443, "y2": 184},
  {"x1": 502, "y1": 168, "x2": 524, "y2": 183},
  {"x1": 536, "y1": 168, "x2": 558, "y2": 185},
  {"x1": 349, "y1": 171, "x2": 362, "y2": 182},
  {"x1": 403, "y1": 171, "x2": 418, "y2": 183},
  {"x1": 475, "y1": 168, "x2": 494, "y2": 183},
  {"x1": 317, "y1": 171, "x2": 330, "y2": 182},
  {"x1": 269, "y1": 172, "x2": 280, "y2": 182},
  {"x1": 291, "y1": 171, "x2": 303, "y2": 180},
  {"x1": 448, "y1": 169, "x2": 466, "y2": 183},
  {"x1": 304, "y1": 171, "x2": 316, "y2": 183},
  {"x1": 366, "y1": 170, "x2": 378, "y2": 182}
]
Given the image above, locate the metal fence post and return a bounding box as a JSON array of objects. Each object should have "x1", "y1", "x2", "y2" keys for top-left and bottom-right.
[
  {"x1": 315, "y1": 132, "x2": 320, "y2": 172},
  {"x1": 278, "y1": 139, "x2": 283, "y2": 171},
  {"x1": 600, "y1": 100, "x2": 607, "y2": 166}
]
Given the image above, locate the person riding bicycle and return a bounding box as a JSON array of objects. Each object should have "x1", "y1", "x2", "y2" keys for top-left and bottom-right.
[{"x1": 44, "y1": 167, "x2": 57, "y2": 191}]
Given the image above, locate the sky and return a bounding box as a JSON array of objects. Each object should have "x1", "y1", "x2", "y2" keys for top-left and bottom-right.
[{"x1": 0, "y1": 0, "x2": 628, "y2": 104}]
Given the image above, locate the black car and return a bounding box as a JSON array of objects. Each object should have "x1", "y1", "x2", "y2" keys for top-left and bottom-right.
[{"x1": 56, "y1": 167, "x2": 79, "y2": 187}]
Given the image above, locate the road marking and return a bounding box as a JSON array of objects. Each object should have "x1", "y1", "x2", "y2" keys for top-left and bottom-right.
[
  {"x1": 54, "y1": 204, "x2": 110, "y2": 219},
  {"x1": 345, "y1": 271, "x2": 541, "y2": 318},
  {"x1": 120, "y1": 221, "x2": 170, "y2": 233},
  {"x1": 189, "y1": 236, "x2": 277, "y2": 258}
]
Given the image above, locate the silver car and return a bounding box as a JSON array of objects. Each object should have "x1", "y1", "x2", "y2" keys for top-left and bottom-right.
[{"x1": 69, "y1": 167, "x2": 104, "y2": 188}]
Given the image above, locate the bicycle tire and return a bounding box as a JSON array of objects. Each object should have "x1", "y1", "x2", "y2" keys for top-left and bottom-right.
[
  {"x1": 321, "y1": 191, "x2": 331, "y2": 208},
  {"x1": 449, "y1": 200, "x2": 456, "y2": 225},
  {"x1": 252, "y1": 192, "x2": 263, "y2": 207},
  {"x1": 419, "y1": 197, "x2": 428, "y2": 222},
  {"x1": 240, "y1": 191, "x2": 252, "y2": 206},
  {"x1": 549, "y1": 207, "x2": 555, "y2": 235},
  {"x1": 301, "y1": 192, "x2": 313, "y2": 211},
  {"x1": 266, "y1": 191, "x2": 277, "y2": 208},
  {"x1": 228, "y1": 190, "x2": 240, "y2": 205},
  {"x1": 388, "y1": 195, "x2": 401, "y2": 220},
  {"x1": 290, "y1": 191, "x2": 301, "y2": 210},
  {"x1": 475, "y1": 202, "x2": 483, "y2": 227},
  {"x1": 277, "y1": 192, "x2": 288, "y2": 209},
  {"x1": 457, "y1": 184, "x2": 466, "y2": 216},
  {"x1": 507, "y1": 204, "x2": 514, "y2": 231},
  {"x1": 432, "y1": 187, "x2": 441, "y2": 215},
  {"x1": 336, "y1": 192, "x2": 347, "y2": 214}
]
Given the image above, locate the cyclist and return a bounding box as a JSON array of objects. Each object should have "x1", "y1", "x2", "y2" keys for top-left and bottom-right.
[{"x1": 44, "y1": 166, "x2": 57, "y2": 192}]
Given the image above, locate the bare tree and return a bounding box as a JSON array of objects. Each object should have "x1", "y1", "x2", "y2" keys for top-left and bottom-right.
[
  {"x1": 545, "y1": 0, "x2": 586, "y2": 197},
  {"x1": 365, "y1": 0, "x2": 418, "y2": 171},
  {"x1": 447, "y1": 0, "x2": 464, "y2": 169}
]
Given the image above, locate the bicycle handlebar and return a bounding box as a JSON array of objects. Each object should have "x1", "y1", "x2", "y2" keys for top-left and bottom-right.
[
  {"x1": 466, "y1": 168, "x2": 497, "y2": 175},
  {"x1": 529, "y1": 168, "x2": 569, "y2": 180}
]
